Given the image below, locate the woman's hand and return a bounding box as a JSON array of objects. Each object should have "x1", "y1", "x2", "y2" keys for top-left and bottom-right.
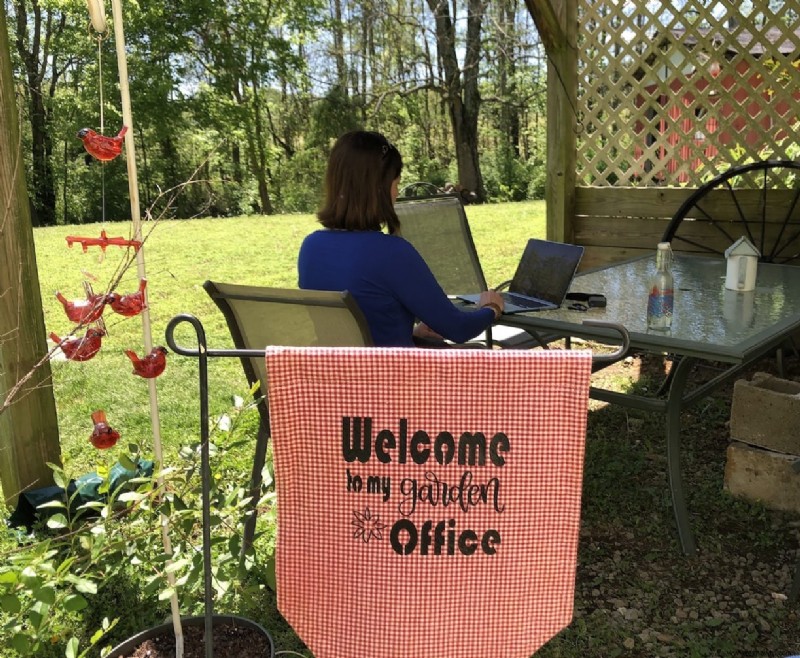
[{"x1": 478, "y1": 290, "x2": 505, "y2": 319}]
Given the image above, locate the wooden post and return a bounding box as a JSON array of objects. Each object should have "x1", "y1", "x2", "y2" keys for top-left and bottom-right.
[
  {"x1": 524, "y1": 0, "x2": 578, "y2": 243},
  {"x1": 546, "y1": 0, "x2": 577, "y2": 243},
  {"x1": 0, "y1": 3, "x2": 61, "y2": 506}
]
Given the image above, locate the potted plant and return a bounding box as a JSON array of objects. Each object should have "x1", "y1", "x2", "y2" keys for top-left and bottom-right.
[
  {"x1": 105, "y1": 313, "x2": 275, "y2": 658},
  {"x1": 0, "y1": 417, "x2": 275, "y2": 658},
  {"x1": 0, "y1": 319, "x2": 275, "y2": 657}
]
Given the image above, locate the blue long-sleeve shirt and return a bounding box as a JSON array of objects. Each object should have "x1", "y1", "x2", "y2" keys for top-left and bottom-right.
[{"x1": 298, "y1": 229, "x2": 494, "y2": 347}]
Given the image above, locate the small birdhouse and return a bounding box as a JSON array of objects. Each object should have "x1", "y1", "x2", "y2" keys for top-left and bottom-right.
[{"x1": 724, "y1": 236, "x2": 760, "y2": 291}]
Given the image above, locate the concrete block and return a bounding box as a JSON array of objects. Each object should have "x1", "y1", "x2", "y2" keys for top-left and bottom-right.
[
  {"x1": 729, "y1": 372, "x2": 800, "y2": 454},
  {"x1": 724, "y1": 441, "x2": 800, "y2": 514}
]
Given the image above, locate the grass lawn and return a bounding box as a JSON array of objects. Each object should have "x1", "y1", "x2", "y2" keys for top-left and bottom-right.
[
  {"x1": 2, "y1": 200, "x2": 799, "y2": 657},
  {"x1": 29, "y1": 200, "x2": 544, "y2": 472}
]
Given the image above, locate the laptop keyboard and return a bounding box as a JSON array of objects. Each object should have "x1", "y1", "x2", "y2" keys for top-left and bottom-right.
[{"x1": 503, "y1": 293, "x2": 550, "y2": 310}]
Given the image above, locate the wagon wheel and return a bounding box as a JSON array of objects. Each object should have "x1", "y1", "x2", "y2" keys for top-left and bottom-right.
[
  {"x1": 659, "y1": 160, "x2": 800, "y2": 390},
  {"x1": 662, "y1": 160, "x2": 800, "y2": 264}
]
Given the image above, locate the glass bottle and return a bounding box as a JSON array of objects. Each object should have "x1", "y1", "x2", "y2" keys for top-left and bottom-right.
[{"x1": 647, "y1": 242, "x2": 674, "y2": 331}]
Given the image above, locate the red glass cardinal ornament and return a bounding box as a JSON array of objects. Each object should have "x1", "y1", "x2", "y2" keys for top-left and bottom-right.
[
  {"x1": 55, "y1": 290, "x2": 107, "y2": 324},
  {"x1": 77, "y1": 125, "x2": 128, "y2": 162},
  {"x1": 49, "y1": 328, "x2": 105, "y2": 362},
  {"x1": 108, "y1": 279, "x2": 147, "y2": 317},
  {"x1": 89, "y1": 410, "x2": 120, "y2": 449},
  {"x1": 66, "y1": 230, "x2": 142, "y2": 253},
  {"x1": 124, "y1": 346, "x2": 167, "y2": 379}
]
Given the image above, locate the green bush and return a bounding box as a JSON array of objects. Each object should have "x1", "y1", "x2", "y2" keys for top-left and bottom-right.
[
  {"x1": 274, "y1": 148, "x2": 326, "y2": 213},
  {"x1": 0, "y1": 397, "x2": 274, "y2": 657}
]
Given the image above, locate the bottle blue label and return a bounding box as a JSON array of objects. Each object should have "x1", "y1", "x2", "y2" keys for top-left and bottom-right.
[{"x1": 648, "y1": 290, "x2": 674, "y2": 318}]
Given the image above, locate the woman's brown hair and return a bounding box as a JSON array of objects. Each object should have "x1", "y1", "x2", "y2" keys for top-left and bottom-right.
[{"x1": 317, "y1": 130, "x2": 403, "y2": 234}]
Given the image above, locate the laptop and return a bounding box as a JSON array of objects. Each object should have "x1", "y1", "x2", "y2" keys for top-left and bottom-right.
[{"x1": 458, "y1": 238, "x2": 584, "y2": 314}]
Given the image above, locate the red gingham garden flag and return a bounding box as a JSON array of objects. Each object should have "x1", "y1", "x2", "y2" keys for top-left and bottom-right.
[{"x1": 266, "y1": 347, "x2": 592, "y2": 658}]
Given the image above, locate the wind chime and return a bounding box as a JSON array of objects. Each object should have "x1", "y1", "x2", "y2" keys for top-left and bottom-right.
[{"x1": 48, "y1": 0, "x2": 167, "y2": 450}]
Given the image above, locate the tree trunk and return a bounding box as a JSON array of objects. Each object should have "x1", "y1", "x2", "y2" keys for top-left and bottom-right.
[
  {"x1": 426, "y1": 0, "x2": 486, "y2": 201},
  {"x1": 27, "y1": 88, "x2": 56, "y2": 226},
  {"x1": 232, "y1": 143, "x2": 242, "y2": 183},
  {"x1": 331, "y1": 0, "x2": 347, "y2": 87},
  {"x1": 0, "y1": 2, "x2": 61, "y2": 506},
  {"x1": 14, "y1": 0, "x2": 58, "y2": 226},
  {"x1": 244, "y1": 77, "x2": 273, "y2": 215},
  {"x1": 498, "y1": 0, "x2": 520, "y2": 157},
  {"x1": 159, "y1": 134, "x2": 180, "y2": 193}
]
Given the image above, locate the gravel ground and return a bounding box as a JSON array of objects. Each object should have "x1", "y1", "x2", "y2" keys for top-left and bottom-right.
[{"x1": 535, "y1": 351, "x2": 800, "y2": 658}]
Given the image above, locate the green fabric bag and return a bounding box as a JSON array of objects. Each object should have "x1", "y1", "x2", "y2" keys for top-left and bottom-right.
[{"x1": 8, "y1": 459, "x2": 154, "y2": 530}]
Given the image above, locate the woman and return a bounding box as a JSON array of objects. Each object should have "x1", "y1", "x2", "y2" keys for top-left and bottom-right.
[{"x1": 298, "y1": 130, "x2": 504, "y2": 347}]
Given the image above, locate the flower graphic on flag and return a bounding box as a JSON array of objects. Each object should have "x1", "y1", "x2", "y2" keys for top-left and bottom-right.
[{"x1": 352, "y1": 507, "x2": 387, "y2": 544}]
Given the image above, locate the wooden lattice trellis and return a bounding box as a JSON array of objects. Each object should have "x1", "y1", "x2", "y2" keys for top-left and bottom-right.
[{"x1": 576, "y1": 0, "x2": 800, "y2": 187}]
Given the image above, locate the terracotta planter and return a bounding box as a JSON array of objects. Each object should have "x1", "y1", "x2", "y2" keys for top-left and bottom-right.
[{"x1": 107, "y1": 614, "x2": 274, "y2": 657}]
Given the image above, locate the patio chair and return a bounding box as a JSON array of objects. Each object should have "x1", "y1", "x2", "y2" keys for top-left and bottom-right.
[
  {"x1": 200, "y1": 281, "x2": 373, "y2": 551},
  {"x1": 395, "y1": 194, "x2": 548, "y2": 349},
  {"x1": 264, "y1": 345, "x2": 597, "y2": 657}
]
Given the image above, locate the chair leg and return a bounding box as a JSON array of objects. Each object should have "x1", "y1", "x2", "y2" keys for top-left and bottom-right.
[
  {"x1": 655, "y1": 354, "x2": 681, "y2": 396},
  {"x1": 776, "y1": 346, "x2": 785, "y2": 379},
  {"x1": 241, "y1": 411, "x2": 269, "y2": 560},
  {"x1": 790, "y1": 458, "x2": 800, "y2": 604},
  {"x1": 789, "y1": 335, "x2": 800, "y2": 359}
]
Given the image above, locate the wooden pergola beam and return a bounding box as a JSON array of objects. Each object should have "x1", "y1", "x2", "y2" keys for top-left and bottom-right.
[
  {"x1": 524, "y1": 0, "x2": 577, "y2": 243},
  {"x1": 0, "y1": 3, "x2": 60, "y2": 507},
  {"x1": 523, "y1": 0, "x2": 566, "y2": 52}
]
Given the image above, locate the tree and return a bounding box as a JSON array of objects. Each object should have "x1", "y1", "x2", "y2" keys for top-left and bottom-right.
[
  {"x1": 12, "y1": 0, "x2": 65, "y2": 225},
  {"x1": 187, "y1": 0, "x2": 321, "y2": 215},
  {"x1": 494, "y1": 0, "x2": 521, "y2": 156},
  {"x1": 425, "y1": 0, "x2": 487, "y2": 201},
  {"x1": 6, "y1": 0, "x2": 550, "y2": 219}
]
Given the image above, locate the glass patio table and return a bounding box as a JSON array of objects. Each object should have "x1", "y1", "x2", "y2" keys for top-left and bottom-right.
[{"x1": 498, "y1": 253, "x2": 800, "y2": 555}]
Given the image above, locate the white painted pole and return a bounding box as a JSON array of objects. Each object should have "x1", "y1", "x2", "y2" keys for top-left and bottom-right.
[{"x1": 99, "y1": 0, "x2": 184, "y2": 654}]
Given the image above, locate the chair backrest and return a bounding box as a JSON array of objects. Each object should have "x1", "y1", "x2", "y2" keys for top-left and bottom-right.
[
  {"x1": 266, "y1": 346, "x2": 593, "y2": 658},
  {"x1": 395, "y1": 195, "x2": 488, "y2": 294},
  {"x1": 203, "y1": 281, "x2": 373, "y2": 398}
]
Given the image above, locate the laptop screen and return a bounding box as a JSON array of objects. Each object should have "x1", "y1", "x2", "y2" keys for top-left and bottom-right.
[{"x1": 509, "y1": 239, "x2": 585, "y2": 304}]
